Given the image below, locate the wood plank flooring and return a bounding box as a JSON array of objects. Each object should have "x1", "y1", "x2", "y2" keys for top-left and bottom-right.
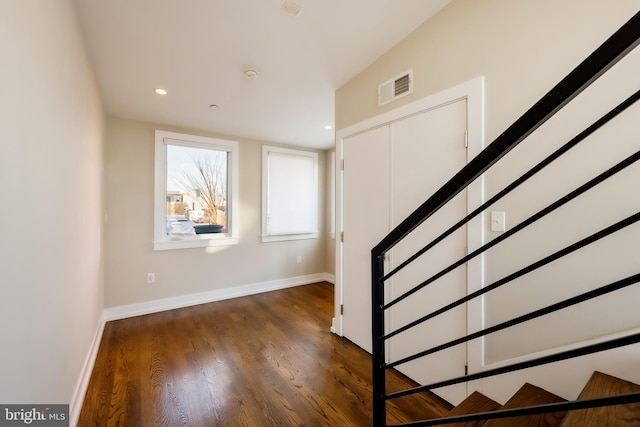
[{"x1": 78, "y1": 282, "x2": 451, "y2": 426}]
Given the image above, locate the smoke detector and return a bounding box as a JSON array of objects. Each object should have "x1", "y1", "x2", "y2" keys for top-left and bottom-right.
[{"x1": 244, "y1": 68, "x2": 259, "y2": 80}]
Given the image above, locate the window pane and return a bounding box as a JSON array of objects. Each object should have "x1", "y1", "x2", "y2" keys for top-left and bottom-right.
[
  {"x1": 166, "y1": 144, "x2": 228, "y2": 236},
  {"x1": 155, "y1": 130, "x2": 239, "y2": 250}
]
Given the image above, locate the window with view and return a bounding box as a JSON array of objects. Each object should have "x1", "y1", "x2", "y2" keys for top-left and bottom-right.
[{"x1": 154, "y1": 130, "x2": 238, "y2": 250}]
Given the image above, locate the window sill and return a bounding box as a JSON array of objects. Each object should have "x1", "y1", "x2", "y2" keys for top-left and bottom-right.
[
  {"x1": 154, "y1": 235, "x2": 239, "y2": 251},
  {"x1": 261, "y1": 233, "x2": 318, "y2": 243}
]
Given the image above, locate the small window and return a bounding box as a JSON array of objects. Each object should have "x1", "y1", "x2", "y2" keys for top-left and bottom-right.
[
  {"x1": 262, "y1": 146, "x2": 319, "y2": 242},
  {"x1": 154, "y1": 130, "x2": 239, "y2": 250}
]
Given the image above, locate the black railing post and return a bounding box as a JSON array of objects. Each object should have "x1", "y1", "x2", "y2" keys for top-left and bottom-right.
[{"x1": 372, "y1": 251, "x2": 387, "y2": 427}]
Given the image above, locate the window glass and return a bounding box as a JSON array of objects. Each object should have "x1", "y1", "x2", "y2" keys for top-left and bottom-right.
[
  {"x1": 155, "y1": 131, "x2": 238, "y2": 250},
  {"x1": 166, "y1": 144, "x2": 228, "y2": 235}
]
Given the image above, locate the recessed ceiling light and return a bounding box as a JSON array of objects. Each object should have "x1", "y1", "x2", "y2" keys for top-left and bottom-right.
[
  {"x1": 209, "y1": 104, "x2": 220, "y2": 110},
  {"x1": 324, "y1": 125, "x2": 333, "y2": 130},
  {"x1": 154, "y1": 88, "x2": 167, "y2": 95}
]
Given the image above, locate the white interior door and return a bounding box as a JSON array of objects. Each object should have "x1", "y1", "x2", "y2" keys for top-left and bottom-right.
[
  {"x1": 338, "y1": 78, "x2": 484, "y2": 406},
  {"x1": 388, "y1": 99, "x2": 468, "y2": 404},
  {"x1": 342, "y1": 126, "x2": 390, "y2": 352}
]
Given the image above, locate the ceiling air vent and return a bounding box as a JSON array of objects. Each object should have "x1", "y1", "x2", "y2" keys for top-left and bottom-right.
[{"x1": 378, "y1": 70, "x2": 413, "y2": 107}]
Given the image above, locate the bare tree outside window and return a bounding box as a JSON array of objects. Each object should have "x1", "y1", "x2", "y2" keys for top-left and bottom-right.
[
  {"x1": 175, "y1": 152, "x2": 227, "y2": 224},
  {"x1": 166, "y1": 145, "x2": 228, "y2": 233}
]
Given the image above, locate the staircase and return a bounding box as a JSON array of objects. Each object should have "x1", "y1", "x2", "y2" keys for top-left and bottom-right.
[
  {"x1": 562, "y1": 372, "x2": 640, "y2": 427},
  {"x1": 434, "y1": 371, "x2": 640, "y2": 427},
  {"x1": 370, "y1": 10, "x2": 640, "y2": 427}
]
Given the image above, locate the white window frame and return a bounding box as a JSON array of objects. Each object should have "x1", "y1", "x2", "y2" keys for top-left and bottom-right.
[
  {"x1": 154, "y1": 130, "x2": 239, "y2": 250},
  {"x1": 262, "y1": 145, "x2": 319, "y2": 242}
]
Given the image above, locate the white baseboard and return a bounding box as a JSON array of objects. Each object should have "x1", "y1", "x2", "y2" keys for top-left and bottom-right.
[
  {"x1": 104, "y1": 273, "x2": 335, "y2": 321},
  {"x1": 323, "y1": 272, "x2": 336, "y2": 284},
  {"x1": 69, "y1": 316, "x2": 105, "y2": 427}
]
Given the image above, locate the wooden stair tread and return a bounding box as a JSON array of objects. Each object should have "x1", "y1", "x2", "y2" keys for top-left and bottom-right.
[
  {"x1": 445, "y1": 391, "x2": 501, "y2": 427},
  {"x1": 561, "y1": 371, "x2": 640, "y2": 426},
  {"x1": 484, "y1": 383, "x2": 567, "y2": 427}
]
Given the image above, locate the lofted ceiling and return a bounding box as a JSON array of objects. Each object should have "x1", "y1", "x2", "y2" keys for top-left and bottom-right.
[{"x1": 73, "y1": 0, "x2": 451, "y2": 150}]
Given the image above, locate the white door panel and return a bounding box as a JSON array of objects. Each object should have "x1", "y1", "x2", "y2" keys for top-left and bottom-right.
[
  {"x1": 341, "y1": 99, "x2": 469, "y2": 404},
  {"x1": 389, "y1": 99, "x2": 468, "y2": 403},
  {"x1": 342, "y1": 126, "x2": 390, "y2": 353}
]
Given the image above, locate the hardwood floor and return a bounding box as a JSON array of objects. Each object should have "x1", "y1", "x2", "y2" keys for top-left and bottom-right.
[{"x1": 79, "y1": 282, "x2": 451, "y2": 426}]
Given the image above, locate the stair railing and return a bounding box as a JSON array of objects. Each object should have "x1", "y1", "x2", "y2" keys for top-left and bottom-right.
[{"x1": 371, "y1": 11, "x2": 640, "y2": 427}]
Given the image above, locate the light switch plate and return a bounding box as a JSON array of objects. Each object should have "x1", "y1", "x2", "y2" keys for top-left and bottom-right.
[{"x1": 491, "y1": 211, "x2": 506, "y2": 232}]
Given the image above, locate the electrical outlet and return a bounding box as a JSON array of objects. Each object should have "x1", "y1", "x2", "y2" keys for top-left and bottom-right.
[{"x1": 147, "y1": 273, "x2": 155, "y2": 283}]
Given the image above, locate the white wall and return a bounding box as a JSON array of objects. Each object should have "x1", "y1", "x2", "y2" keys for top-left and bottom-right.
[
  {"x1": 477, "y1": 43, "x2": 640, "y2": 401},
  {"x1": 336, "y1": 0, "x2": 640, "y2": 403},
  {"x1": 103, "y1": 117, "x2": 328, "y2": 311},
  {"x1": 0, "y1": 0, "x2": 105, "y2": 418},
  {"x1": 481, "y1": 47, "x2": 640, "y2": 363},
  {"x1": 336, "y1": 1, "x2": 639, "y2": 139}
]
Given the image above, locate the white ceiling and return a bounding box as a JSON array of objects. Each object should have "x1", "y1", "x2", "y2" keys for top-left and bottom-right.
[{"x1": 73, "y1": 0, "x2": 451, "y2": 150}]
